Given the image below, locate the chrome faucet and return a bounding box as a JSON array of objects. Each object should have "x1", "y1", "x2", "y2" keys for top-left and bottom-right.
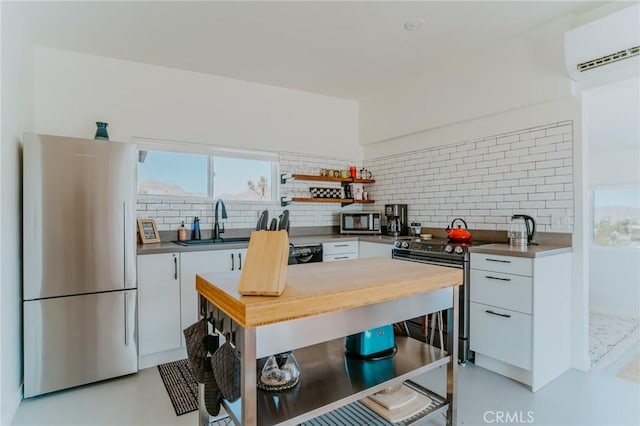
[{"x1": 213, "y1": 199, "x2": 227, "y2": 241}]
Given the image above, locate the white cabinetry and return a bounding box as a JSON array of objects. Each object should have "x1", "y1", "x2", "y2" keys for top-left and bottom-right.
[
  {"x1": 179, "y1": 248, "x2": 247, "y2": 346},
  {"x1": 137, "y1": 253, "x2": 181, "y2": 357},
  {"x1": 358, "y1": 241, "x2": 392, "y2": 258},
  {"x1": 470, "y1": 252, "x2": 572, "y2": 391},
  {"x1": 322, "y1": 240, "x2": 358, "y2": 262}
]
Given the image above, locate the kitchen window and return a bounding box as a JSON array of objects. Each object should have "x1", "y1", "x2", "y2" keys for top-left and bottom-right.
[
  {"x1": 593, "y1": 187, "x2": 640, "y2": 247},
  {"x1": 137, "y1": 140, "x2": 278, "y2": 202}
]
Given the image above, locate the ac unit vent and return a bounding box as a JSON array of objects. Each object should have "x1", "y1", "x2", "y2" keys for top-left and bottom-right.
[{"x1": 577, "y1": 45, "x2": 640, "y2": 72}]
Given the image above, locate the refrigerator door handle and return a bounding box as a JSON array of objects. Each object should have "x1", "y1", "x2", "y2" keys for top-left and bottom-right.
[
  {"x1": 124, "y1": 292, "x2": 129, "y2": 346},
  {"x1": 123, "y1": 202, "x2": 127, "y2": 288}
]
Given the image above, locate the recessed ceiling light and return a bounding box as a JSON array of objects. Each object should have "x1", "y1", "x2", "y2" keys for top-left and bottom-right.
[{"x1": 404, "y1": 18, "x2": 425, "y2": 31}]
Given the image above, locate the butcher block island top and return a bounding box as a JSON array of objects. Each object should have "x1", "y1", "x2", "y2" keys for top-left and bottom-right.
[{"x1": 196, "y1": 257, "x2": 463, "y2": 328}]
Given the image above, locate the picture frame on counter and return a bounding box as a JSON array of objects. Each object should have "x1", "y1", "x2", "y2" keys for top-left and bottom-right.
[{"x1": 137, "y1": 218, "x2": 161, "y2": 244}]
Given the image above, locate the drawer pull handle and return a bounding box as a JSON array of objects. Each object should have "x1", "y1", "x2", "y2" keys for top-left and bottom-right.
[
  {"x1": 334, "y1": 244, "x2": 350, "y2": 247},
  {"x1": 485, "y1": 310, "x2": 511, "y2": 318},
  {"x1": 485, "y1": 275, "x2": 511, "y2": 282},
  {"x1": 335, "y1": 256, "x2": 349, "y2": 259},
  {"x1": 486, "y1": 258, "x2": 511, "y2": 263}
]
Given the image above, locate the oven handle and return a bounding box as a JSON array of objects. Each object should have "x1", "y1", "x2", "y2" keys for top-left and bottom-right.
[{"x1": 393, "y1": 255, "x2": 463, "y2": 269}]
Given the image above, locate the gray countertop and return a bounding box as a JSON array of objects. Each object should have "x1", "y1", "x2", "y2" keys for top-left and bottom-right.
[
  {"x1": 137, "y1": 234, "x2": 398, "y2": 255},
  {"x1": 469, "y1": 243, "x2": 572, "y2": 258},
  {"x1": 137, "y1": 233, "x2": 572, "y2": 258}
]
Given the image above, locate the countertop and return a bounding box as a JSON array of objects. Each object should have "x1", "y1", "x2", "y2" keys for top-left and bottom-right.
[
  {"x1": 469, "y1": 243, "x2": 572, "y2": 258},
  {"x1": 137, "y1": 233, "x2": 397, "y2": 255},
  {"x1": 196, "y1": 257, "x2": 462, "y2": 327}
]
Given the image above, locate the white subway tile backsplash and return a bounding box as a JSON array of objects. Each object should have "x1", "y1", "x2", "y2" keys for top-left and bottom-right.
[{"x1": 141, "y1": 122, "x2": 573, "y2": 233}]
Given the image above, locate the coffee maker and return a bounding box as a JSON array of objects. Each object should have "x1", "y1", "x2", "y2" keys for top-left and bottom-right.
[{"x1": 384, "y1": 204, "x2": 408, "y2": 237}]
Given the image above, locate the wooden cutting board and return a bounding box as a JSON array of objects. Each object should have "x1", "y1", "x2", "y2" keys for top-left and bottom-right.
[
  {"x1": 238, "y1": 230, "x2": 290, "y2": 296},
  {"x1": 361, "y1": 385, "x2": 432, "y2": 423},
  {"x1": 368, "y1": 385, "x2": 418, "y2": 410}
]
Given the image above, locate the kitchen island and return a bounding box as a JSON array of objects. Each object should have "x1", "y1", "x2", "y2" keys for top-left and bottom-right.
[{"x1": 196, "y1": 257, "x2": 462, "y2": 426}]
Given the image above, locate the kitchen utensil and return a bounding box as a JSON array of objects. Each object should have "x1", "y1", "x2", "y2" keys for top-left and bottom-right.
[
  {"x1": 210, "y1": 340, "x2": 241, "y2": 402},
  {"x1": 278, "y1": 210, "x2": 290, "y2": 233},
  {"x1": 258, "y1": 351, "x2": 300, "y2": 391},
  {"x1": 182, "y1": 319, "x2": 208, "y2": 383},
  {"x1": 446, "y1": 218, "x2": 471, "y2": 241},
  {"x1": 361, "y1": 386, "x2": 432, "y2": 423},
  {"x1": 345, "y1": 325, "x2": 396, "y2": 359},
  {"x1": 369, "y1": 384, "x2": 418, "y2": 410},
  {"x1": 508, "y1": 216, "x2": 528, "y2": 247},
  {"x1": 269, "y1": 218, "x2": 278, "y2": 231},
  {"x1": 410, "y1": 222, "x2": 422, "y2": 237},
  {"x1": 511, "y1": 214, "x2": 537, "y2": 245},
  {"x1": 256, "y1": 210, "x2": 269, "y2": 231},
  {"x1": 238, "y1": 230, "x2": 290, "y2": 296}
]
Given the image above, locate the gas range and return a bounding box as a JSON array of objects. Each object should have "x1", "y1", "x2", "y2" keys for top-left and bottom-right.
[
  {"x1": 392, "y1": 238, "x2": 492, "y2": 264},
  {"x1": 392, "y1": 237, "x2": 493, "y2": 363}
]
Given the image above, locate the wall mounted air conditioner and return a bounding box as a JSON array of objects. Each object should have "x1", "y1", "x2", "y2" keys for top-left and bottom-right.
[{"x1": 564, "y1": 4, "x2": 640, "y2": 81}]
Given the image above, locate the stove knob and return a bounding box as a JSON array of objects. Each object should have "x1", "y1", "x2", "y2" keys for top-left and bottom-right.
[
  {"x1": 454, "y1": 246, "x2": 464, "y2": 254},
  {"x1": 394, "y1": 241, "x2": 402, "y2": 248},
  {"x1": 445, "y1": 245, "x2": 453, "y2": 253},
  {"x1": 401, "y1": 241, "x2": 410, "y2": 249}
]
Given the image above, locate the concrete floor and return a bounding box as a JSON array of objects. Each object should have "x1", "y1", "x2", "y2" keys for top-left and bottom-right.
[{"x1": 12, "y1": 344, "x2": 639, "y2": 426}]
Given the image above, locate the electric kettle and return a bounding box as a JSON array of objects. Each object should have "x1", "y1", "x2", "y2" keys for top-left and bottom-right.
[{"x1": 511, "y1": 214, "x2": 537, "y2": 245}]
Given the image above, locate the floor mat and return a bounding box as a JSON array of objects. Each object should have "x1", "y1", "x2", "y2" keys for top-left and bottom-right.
[
  {"x1": 617, "y1": 355, "x2": 640, "y2": 384},
  {"x1": 590, "y1": 312, "x2": 640, "y2": 369},
  {"x1": 157, "y1": 359, "x2": 199, "y2": 415}
]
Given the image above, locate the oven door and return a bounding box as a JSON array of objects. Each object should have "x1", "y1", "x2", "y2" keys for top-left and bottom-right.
[{"x1": 392, "y1": 252, "x2": 471, "y2": 363}]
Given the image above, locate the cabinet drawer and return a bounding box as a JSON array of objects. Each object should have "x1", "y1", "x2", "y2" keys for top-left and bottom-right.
[
  {"x1": 323, "y1": 253, "x2": 358, "y2": 262},
  {"x1": 470, "y1": 269, "x2": 532, "y2": 314},
  {"x1": 323, "y1": 241, "x2": 358, "y2": 255},
  {"x1": 470, "y1": 302, "x2": 532, "y2": 370},
  {"x1": 471, "y1": 253, "x2": 532, "y2": 276}
]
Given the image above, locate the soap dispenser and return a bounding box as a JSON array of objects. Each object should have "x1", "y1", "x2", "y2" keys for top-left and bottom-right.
[
  {"x1": 178, "y1": 221, "x2": 188, "y2": 241},
  {"x1": 192, "y1": 217, "x2": 201, "y2": 240}
]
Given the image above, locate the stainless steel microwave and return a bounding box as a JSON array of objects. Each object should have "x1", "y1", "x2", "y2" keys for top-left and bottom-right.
[{"x1": 340, "y1": 212, "x2": 382, "y2": 235}]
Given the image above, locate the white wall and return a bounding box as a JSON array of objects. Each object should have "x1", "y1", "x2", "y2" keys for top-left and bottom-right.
[
  {"x1": 32, "y1": 47, "x2": 360, "y2": 159},
  {"x1": 584, "y1": 77, "x2": 640, "y2": 319},
  {"x1": 359, "y1": 16, "x2": 573, "y2": 145},
  {"x1": 365, "y1": 121, "x2": 574, "y2": 232},
  {"x1": 1, "y1": 3, "x2": 34, "y2": 424}
]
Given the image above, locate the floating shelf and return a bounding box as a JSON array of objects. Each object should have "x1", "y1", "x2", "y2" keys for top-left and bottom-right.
[
  {"x1": 281, "y1": 173, "x2": 375, "y2": 185},
  {"x1": 280, "y1": 173, "x2": 376, "y2": 207},
  {"x1": 280, "y1": 197, "x2": 375, "y2": 207}
]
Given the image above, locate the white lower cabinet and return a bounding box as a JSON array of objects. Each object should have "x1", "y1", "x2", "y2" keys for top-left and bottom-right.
[
  {"x1": 179, "y1": 248, "x2": 247, "y2": 346},
  {"x1": 470, "y1": 252, "x2": 572, "y2": 391},
  {"x1": 470, "y1": 302, "x2": 532, "y2": 370},
  {"x1": 137, "y1": 253, "x2": 181, "y2": 357},
  {"x1": 323, "y1": 240, "x2": 358, "y2": 262},
  {"x1": 358, "y1": 241, "x2": 392, "y2": 258},
  {"x1": 138, "y1": 248, "x2": 249, "y2": 367}
]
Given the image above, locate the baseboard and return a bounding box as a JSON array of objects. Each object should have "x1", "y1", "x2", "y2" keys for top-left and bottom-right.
[
  {"x1": 475, "y1": 353, "x2": 532, "y2": 387},
  {"x1": 2, "y1": 383, "x2": 23, "y2": 426}
]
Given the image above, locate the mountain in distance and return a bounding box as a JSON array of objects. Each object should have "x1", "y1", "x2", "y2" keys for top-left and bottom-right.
[{"x1": 138, "y1": 179, "x2": 206, "y2": 197}]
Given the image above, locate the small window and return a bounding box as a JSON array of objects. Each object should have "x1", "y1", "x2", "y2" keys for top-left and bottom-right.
[
  {"x1": 213, "y1": 157, "x2": 274, "y2": 201},
  {"x1": 593, "y1": 187, "x2": 640, "y2": 247},
  {"x1": 136, "y1": 142, "x2": 278, "y2": 203},
  {"x1": 138, "y1": 151, "x2": 209, "y2": 198}
]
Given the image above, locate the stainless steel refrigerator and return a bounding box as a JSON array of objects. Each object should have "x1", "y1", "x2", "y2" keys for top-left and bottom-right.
[{"x1": 23, "y1": 133, "x2": 138, "y2": 398}]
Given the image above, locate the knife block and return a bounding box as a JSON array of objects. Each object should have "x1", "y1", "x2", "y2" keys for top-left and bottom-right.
[{"x1": 238, "y1": 230, "x2": 290, "y2": 296}]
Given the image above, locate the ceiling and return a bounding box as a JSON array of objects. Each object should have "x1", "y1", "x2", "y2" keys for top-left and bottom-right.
[{"x1": 10, "y1": 1, "x2": 611, "y2": 100}]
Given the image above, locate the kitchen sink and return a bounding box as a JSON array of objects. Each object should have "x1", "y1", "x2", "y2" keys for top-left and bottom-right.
[{"x1": 174, "y1": 236, "x2": 251, "y2": 246}]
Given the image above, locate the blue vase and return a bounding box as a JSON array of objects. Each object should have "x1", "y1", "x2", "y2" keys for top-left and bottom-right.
[{"x1": 94, "y1": 122, "x2": 109, "y2": 140}]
